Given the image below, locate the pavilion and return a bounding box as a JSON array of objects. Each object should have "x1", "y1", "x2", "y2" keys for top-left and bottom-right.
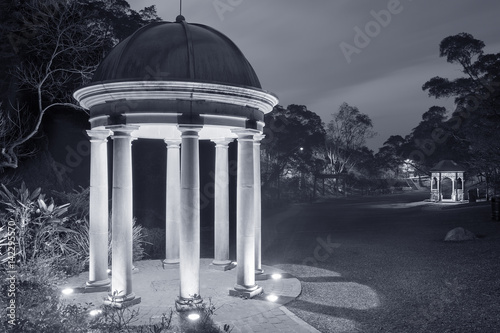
[
  {"x1": 430, "y1": 160, "x2": 465, "y2": 202},
  {"x1": 73, "y1": 16, "x2": 278, "y2": 309}
]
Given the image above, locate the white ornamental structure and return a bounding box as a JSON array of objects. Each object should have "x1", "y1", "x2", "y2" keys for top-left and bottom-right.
[
  {"x1": 74, "y1": 15, "x2": 278, "y2": 309},
  {"x1": 430, "y1": 160, "x2": 465, "y2": 202}
]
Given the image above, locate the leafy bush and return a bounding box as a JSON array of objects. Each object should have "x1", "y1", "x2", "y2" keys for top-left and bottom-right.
[
  {"x1": 62, "y1": 215, "x2": 148, "y2": 270},
  {"x1": 54, "y1": 186, "x2": 148, "y2": 267},
  {"x1": 87, "y1": 298, "x2": 231, "y2": 333},
  {"x1": 0, "y1": 256, "x2": 93, "y2": 333},
  {"x1": 131, "y1": 219, "x2": 147, "y2": 262},
  {"x1": 54, "y1": 186, "x2": 90, "y2": 220},
  {"x1": 178, "y1": 298, "x2": 232, "y2": 333},
  {"x1": 142, "y1": 227, "x2": 166, "y2": 259},
  {"x1": 0, "y1": 183, "x2": 78, "y2": 266}
]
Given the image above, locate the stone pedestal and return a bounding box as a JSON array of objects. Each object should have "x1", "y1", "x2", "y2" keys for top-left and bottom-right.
[
  {"x1": 176, "y1": 126, "x2": 203, "y2": 310},
  {"x1": 230, "y1": 129, "x2": 262, "y2": 298},
  {"x1": 86, "y1": 129, "x2": 112, "y2": 289},
  {"x1": 108, "y1": 126, "x2": 140, "y2": 305},
  {"x1": 212, "y1": 138, "x2": 233, "y2": 270},
  {"x1": 164, "y1": 140, "x2": 181, "y2": 265}
]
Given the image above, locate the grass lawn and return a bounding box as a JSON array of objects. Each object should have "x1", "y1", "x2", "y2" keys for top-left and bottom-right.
[{"x1": 262, "y1": 191, "x2": 500, "y2": 332}]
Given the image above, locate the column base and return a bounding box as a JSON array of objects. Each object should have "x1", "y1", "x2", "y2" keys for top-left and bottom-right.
[
  {"x1": 65, "y1": 285, "x2": 110, "y2": 294},
  {"x1": 210, "y1": 260, "x2": 235, "y2": 271},
  {"x1": 163, "y1": 258, "x2": 180, "y2": 265},
  {"x1": 162, "y1": 260, "x2": 180, "y2": 269},
  {"x1": 255, "y1": 268, "x2": 264, "y2": 275},
  {"x1": 175, "y1": 295, "x2": 203, "y2": 312},
  {"x1": 104, "y1": 293, "x2": 141, "y2": 309},
  {"x1": 86, "y1": 278, "x2": 111, "y2": 288},
  {"x1": 84, "y1": 278, "x2": 111, "y2": 293},
  {"x1": 229, "y1": 284, "x2": 263, "y2": 298}
]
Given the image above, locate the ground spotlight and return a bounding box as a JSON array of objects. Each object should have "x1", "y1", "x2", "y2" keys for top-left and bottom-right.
[
  {"x1": 271, "y1": 273, "x2": 282, "y2": 280},
  {"x1": 187, "y1": 313, "x2": 200, "y2": 321},
  {"x1": 62, "y1": 288, "x2": 74, "y2": 295},
  {"x1": 89, "y1": 309, "x2": 102, "y2": 316},
  {"x1": 266, "y1": 294, "x2": 279, "y2": 302}
]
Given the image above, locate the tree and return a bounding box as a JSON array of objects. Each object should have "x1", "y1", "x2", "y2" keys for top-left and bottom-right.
[
  {"x1": 375, "y1": 135, "x2": 405, "y2": 178},
  {"x1": 261, "y1": 105, "x2": 326, "y2": 190},
  {"x1": 0, "y1": 0, "x2": 161, "y2": 171},
  {"x1": 325, "y1": 102, "x2": 376, "y2": 175},
  {"x1": 422, "y1": 33, "x2": 500, "y2": 184}
]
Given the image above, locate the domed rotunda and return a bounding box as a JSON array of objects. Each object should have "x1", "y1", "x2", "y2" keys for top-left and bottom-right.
[{"x1": 74, "y1": 15, "x2": 278, "y2": 309}]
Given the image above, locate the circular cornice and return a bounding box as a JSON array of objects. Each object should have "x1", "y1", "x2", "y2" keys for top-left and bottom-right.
[{"x1": 74, "y1": 81, "x2": 278, "y2": 115}]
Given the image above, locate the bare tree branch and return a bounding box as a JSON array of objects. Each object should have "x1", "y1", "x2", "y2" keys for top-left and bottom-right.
[{"x1": 1, "y1": 0, "x2": 102, "y2": 170}]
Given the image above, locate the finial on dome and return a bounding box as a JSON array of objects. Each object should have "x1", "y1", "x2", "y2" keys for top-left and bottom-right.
[{"x1": 175, "y1": 0, "x2": 187, "y2": 22}]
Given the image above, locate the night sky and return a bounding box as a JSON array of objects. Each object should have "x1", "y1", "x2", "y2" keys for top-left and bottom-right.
[{"x1": 128, "y1": 0, "x2": 500, "y2": 150}]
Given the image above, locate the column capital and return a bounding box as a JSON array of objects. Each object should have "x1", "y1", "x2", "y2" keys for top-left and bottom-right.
[
  {"x1": 211, "y1": 138, "x2": 234, "y2": 148},
  {"x1": 164, "y1": 139, "x2": 181, "y2": 148},
  {"x1": 108, "y1": 125, "x2": 140, "y2": 138},
  {"x1": 231, "y1": 128, "x2": 260, "y2": 141},
  {"x1": 178, "y1": 125, "x2": 202, "y2": 132},
  {"x1": 87, "y1": 129, "x2": 112, "y2": 142},
  {"x1": 253, "y1": 133, "x2": 265, "y2": 144}
]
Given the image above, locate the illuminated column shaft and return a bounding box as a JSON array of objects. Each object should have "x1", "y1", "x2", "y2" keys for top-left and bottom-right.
[
  {"x1": 87, "y1": 129, "x2": 111, "y2": 287},
  {"x1": 212, "y1": 138, "x2": 233, "y2": 266},
  {"x1": 178, "y1": 127, "x2": 202, "y2": 303},
  {"x1": 109, "y1": 126, "x2": 137, "y2": 302},
  {"x1": 234, "y1": 130, "x2": 258, "y2": 291},
  {"x1": 254, "y1": 134, "x2": 264, "y2": 274},
  {"x1": 438, "y1": 174, "x2": 441, "y2": 201},
  {"x1": 452, "y1": 175, "x2": 456, "y2": 201},
  {"x1": 164, "y1": 140, "x2": 181, "y2": 264}
]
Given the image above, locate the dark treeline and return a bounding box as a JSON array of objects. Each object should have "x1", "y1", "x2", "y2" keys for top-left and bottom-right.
[
  {"x1": 0, "y1": 2, "x2": 499, "y2": 202},
  {"x1": 262, "y1": 33, "x2": 500, "y2": 202}
]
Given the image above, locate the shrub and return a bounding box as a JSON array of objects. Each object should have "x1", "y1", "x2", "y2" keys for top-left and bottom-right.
[
  {"x1": 53, "y1": 186, "x2": 90, "y2": 220},
  {"x1": 142, "y1": 227, "x2": 166, "y2": 260},
  {"x1": 0, "y1": 183, "x2": 77, "y2": 266},
  {"x1": 131, "y1": 219, "x2": 147, "y2": 262},
  {"x1": 0, "y1": 255, "x2": 93, "y2": 333},
  {"x1": 178, "y1": 298, "x2": 232, "y2": 333}
]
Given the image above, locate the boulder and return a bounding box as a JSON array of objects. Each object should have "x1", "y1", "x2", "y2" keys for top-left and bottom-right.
[{"x1": 444, "y1": 227, "x2": 476, "y2": 242}]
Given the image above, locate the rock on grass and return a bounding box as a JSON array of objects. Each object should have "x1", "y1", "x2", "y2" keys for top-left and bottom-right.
[{"x1": 444, "y1": 227, "x2": 476, "y2": 241}]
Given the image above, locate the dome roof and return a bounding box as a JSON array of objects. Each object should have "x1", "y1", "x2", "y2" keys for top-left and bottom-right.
[
  {"x1": 91, "y1": 16, "x2": 261, "y2": 89},
  {"x1": 430, "y1": 160, "x2": 466, "y2": 172}
]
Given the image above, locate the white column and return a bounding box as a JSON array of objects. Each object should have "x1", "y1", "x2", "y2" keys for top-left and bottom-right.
[
  {"x1": 108, "y1": 126, "x2": 139, "y2": 304},
  {"x1": 86, "y1": 129, "x2": 112, "y2": 288},
  {"x1": 230, "y1": 129, "x2": 262, "y2": 297},
  {"x1": 452, "y1": 175, "x2": 456, "y2": 201},
  {"x1": 212, "y1": 138, "x2": 233, "y2": 266},
  {"x1": 164, "y1": 140, "x2": 181, "y2": 265},
  {"x1": 176, "y1": 126, "x2": 202, "y2": 309},
  {"x1": 254, "y1": 134, "x2": 264, "y2": 275},
  {"x1": 438, "y1": 174, "x2": 441, "y2": 201},
  {"x1": 461, "y1": 176, "x2": 465, "y2": 201}
]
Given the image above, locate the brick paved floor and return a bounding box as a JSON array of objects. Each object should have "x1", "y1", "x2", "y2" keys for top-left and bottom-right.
[{"x1": 60, "y1": 258, "x2": 321, "y2": 332}]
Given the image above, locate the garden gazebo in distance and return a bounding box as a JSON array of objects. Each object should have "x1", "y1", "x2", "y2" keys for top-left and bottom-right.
[
  {"x1": 73, "y1": 15, "x2": 278, "y2": 309},
  {"x1": 430, "y1": 160, "x2": 465, "y2": 202}
]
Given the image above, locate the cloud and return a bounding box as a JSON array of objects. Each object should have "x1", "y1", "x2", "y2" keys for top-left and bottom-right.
[{"x1": 127, "y1": 0, "x2": 500, "y2": 151}]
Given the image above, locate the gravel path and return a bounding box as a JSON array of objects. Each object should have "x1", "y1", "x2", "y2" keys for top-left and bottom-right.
[{"x1": 262, "y1": 192, "x2": 500, "y2": 333}]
